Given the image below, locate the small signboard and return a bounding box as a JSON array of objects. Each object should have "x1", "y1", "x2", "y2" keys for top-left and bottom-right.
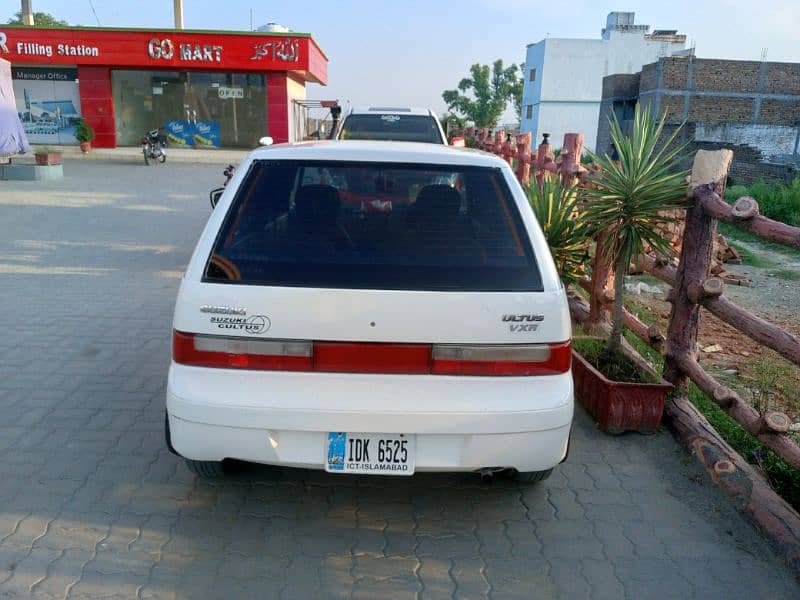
[{"x1": 217, "y1": 86, "x2": 244, "y2": 99}]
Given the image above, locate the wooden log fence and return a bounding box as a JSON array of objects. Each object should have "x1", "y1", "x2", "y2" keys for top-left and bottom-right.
[{"x1": 464, "y1": 131, "x2": 800, "y2": 569}]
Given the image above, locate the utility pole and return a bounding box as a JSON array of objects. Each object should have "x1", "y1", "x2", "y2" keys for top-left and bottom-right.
[
  {"x1": 21, "y1": 0, "x2": 34, "y2": 26},
  {"x1": 173, "y1": 0, "x2": 184, "y2": 29}
]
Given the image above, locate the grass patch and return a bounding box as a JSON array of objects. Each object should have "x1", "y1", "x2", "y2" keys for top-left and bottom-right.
[
  {"x1": 726, "y1": 177, "x2": 800, "y2": 228},
  {"x1": 573, "y1": 337, "x2": 657, "y2": 384},
  {"x1": 688, "y1": 385, "x2": 800, "y2": 511}
]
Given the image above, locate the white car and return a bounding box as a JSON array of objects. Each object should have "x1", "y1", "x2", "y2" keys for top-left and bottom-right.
[
  {"x1": 166, "y1": 140, "x2": 573, "y2": 482},
  {"x1": 334, "y1": 107, "x2": 448, "y2": 145}
]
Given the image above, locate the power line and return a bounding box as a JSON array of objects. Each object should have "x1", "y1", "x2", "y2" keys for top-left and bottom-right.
[{"x1": 88, "y1": 0, "x2": 101, "y2": 26}]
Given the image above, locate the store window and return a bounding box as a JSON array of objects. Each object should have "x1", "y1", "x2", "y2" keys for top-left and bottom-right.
[
  {"x1": 11, "y1": 67, "x2": 82, "y2": 146},
  {"x1": 112, "y1": 70, "x2": 267, "y2": 148}
]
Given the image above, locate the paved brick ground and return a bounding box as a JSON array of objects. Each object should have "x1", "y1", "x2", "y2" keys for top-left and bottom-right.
[{"x1": 0, "y1": 161, "x2": 797, "y2": 599}]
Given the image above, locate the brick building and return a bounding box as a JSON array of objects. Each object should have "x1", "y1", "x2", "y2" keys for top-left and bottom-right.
[{"x1": 597, "y1": 57, "x2": 800, "y2": 184}]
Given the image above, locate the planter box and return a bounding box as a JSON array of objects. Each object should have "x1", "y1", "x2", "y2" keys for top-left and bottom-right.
[
  {"x1": 34, "y1": 153, "x2": 63, "y2": 166},
  {"x1": 572, "y1": 349, "x2": 672, "y2": 434}
]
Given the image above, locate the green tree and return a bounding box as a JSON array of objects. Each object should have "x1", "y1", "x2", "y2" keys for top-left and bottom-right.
[
  {"x1": 510, "y1": 63, "x2": 524, "y2": 124},
  {"x1": 442, "y1": 60, "x2": 520, "y2": 129},
  {"x1": 7, "y1": 11, "x2": 69, "y2": 27}
]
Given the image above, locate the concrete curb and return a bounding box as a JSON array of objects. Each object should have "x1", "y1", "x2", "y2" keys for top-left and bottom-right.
[{"x1": 17, "y1": 146, "x2": 250, "y2": 166}]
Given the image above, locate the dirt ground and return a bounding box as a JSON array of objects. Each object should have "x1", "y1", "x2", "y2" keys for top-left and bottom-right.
[{"x1": 627, "y1": 234, "x2": 800, "y2": 424}]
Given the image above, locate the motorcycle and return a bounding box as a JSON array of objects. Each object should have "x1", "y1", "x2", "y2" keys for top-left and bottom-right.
[
  {"x1": 209, "y1": 164, "x2": 236, "y2": 208},
  {"x1": 141, "y1": 129, "x2": 167, "y2": 165}
]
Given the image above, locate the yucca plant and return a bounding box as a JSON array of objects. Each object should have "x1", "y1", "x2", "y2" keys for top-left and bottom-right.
[
  {"x1": 581, "y1": 104, "x2": 689, "y2": 358},
  {"x1": 526, "y1": 176, "x2": 589, "y2": 285}
]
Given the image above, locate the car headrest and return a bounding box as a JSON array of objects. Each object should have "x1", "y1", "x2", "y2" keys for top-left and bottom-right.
[
  {"x1": 412, "y1": 185, "x2": 461, "y2": 223},
  {"x1": 294, "y1": 185, "x2": 341, "y2": 224}
]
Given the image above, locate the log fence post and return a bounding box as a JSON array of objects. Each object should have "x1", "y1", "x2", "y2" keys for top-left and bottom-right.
[
  {"x1": 516, "y1": 132, "x2": 532, "y2": 184},
  {"x1": 663, "y1": 149, "x2": 733, "y2": 392}
]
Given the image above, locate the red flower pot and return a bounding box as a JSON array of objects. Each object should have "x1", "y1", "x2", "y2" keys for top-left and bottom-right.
[{"x1": 572, "y1": 349, "x2": 672, "y2": 434}]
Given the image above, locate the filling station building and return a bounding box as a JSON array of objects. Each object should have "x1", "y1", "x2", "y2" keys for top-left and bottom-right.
[{"x1": 0, "y1": 25, "x2": 328, "y2": 148}]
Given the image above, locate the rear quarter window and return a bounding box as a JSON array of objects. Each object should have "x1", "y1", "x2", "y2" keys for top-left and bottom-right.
[{"x1": 204, "y1": 160, "x2": 542, "y2": 292}]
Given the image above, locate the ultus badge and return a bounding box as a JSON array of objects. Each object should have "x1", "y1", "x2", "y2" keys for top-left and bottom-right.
[
  {"x1": 503, "y1": 314, "x2": 544, "y2": 333},
  {"x1": 209, "y1": 315, "x2": 270, "y2": 334}
]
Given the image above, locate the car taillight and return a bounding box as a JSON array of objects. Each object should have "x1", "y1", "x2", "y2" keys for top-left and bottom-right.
[
  {"x1": 173, "y1": 331, "x2": 570, "y2": 376},
  {"x1": 173, "y1": 331, "x2": 312, "y2": 371},
  {"x1": 431, "y1": 342, "x2": 571, "y2": 376}
]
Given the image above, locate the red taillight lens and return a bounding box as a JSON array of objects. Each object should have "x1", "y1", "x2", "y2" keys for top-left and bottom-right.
[
  {"x1": 173, "y1": 331, "x2": 570, "y2": 377},
  {"x1": 314, "y1": 342, "x2": 431, "y2": 374}
]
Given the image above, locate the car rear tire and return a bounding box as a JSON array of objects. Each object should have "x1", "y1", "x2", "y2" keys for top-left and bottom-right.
[
  {"x1": 510, "y1": 468, "x2": 553, "y2": 483},
  {"x1": 185, "y1": 459, "x2": 226, "y2": 479}
]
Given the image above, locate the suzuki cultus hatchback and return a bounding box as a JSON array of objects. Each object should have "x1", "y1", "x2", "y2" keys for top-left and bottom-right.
[{"x1": 166, "y1": 141, "x2": 573, "y2": 481}]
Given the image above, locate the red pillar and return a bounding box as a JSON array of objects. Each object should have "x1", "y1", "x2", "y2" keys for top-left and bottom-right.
[
  {"x1": 77, "y1": 66, "x2": 116, "y2": 148},
  {"x1": 266, "y1": 72, "x2": 289, "y2": 144}
]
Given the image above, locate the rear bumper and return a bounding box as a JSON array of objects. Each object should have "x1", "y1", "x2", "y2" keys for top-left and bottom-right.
[{"x1": 166, "y1": 363, "x2": 573, "y2": 472}]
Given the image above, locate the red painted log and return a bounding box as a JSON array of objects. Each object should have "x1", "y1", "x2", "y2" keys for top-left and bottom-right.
[
  {"x1": 703, "y1": 296, "x2": 800, "y2": 368},
  {"x1": 664, "y1": 394, "x2": 800, "y2": 575},
  {"x1": 501, "y1": 133, "x2": 515, "y2": 166},
  {"x1": 588, "y1": 238, "x2": 613, "y2": 329},
  {"x1": 638, "y1": 254, "x2": 678, "y2": 286},
  {"x1": 676, "y1": 355, "x2": 800, "y2": 470},
  {"x1": 695, "y1": 187, "x2": 800, "y2": 249},
  {"x1": 515, "y1": 132, "x2": 532, "y2": 184},
  {"x1": 664, "y1": 149, "x2": 732, "y2": 392},
  {"x1": 558, "y1": 133, "x2": 587, "y2": 186},
  {"x1": 533, "y1": 134, "x2": 556, "y2": 187}
]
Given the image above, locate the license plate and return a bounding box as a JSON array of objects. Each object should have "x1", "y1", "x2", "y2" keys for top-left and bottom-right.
[{"x1": 325, "y1": 432, "x2": 415, "y2": 475}]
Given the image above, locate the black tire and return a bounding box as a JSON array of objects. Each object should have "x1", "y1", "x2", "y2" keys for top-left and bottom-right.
[
  {"x1": 157, "y1": 153, "x2": 166, "y2": 163},
  {"x1": 143, "y1": 148, "x2": 150, "y2": 166},
  {"x1": 185, "y1": 458, "x2": 226, "y2": 479},
  {"x1": 510, "y1": 468, "x2": 553, "y2": 483}
]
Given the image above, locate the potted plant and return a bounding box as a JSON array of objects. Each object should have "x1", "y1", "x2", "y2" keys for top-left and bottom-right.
[
  {"x1": 75, "y1": 119, "x2": 95, "y2": 153},
  {"x1": 33, "y1": 146, "x2": 63, "y2": 166},
  {"x1": 575, "y1": 104, "x2": 689, "y2": 434}
]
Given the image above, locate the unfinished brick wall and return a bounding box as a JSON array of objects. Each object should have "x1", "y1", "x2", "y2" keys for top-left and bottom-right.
[
  {"x1": 764, "y1": 63, "x2": 800, "y2": 95},
  {"x1": 688, "y1": 96, "x2": 755, "y2": 123},
  {"x1": 759, "y1": 99, "x2": 800, "y2": 125},
  {"x1": 661, "y1": 95, "x2": 686, "y2": 123},
  {"x1": 661, "y1": 58, "x2": 689, "y2": 89},
  {"x1": 692, "y1": 59, "x2": 761, "y2": 93},
  {"x1": 598, "y1": 56, "x2": 800, "y2": 182}
]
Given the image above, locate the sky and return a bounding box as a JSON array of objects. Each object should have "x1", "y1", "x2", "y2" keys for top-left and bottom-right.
[{"x1": 6, "y1": 0, "x2": 800, "y2": 122}]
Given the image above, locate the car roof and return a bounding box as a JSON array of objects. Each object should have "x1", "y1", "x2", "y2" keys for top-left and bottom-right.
[
  {"x1": 348, "y1": 106, "x2": 434, "y2": 117},
  {"x1": 248, "y1": 140, "x2": 507, "y2": 167}
]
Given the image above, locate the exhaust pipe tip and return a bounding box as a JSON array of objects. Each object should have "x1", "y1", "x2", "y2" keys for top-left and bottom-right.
[{"x1": 479, "y1": 468, "x2": 496, "y2": 483}]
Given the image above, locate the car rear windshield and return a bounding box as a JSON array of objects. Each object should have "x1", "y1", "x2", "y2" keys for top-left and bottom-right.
[
  {"x1": 204, "y1": 160, "x2": 542, "y2": 291},
  {"x1": 338, "y1": 115, "x2": 443, "y2": 144}
]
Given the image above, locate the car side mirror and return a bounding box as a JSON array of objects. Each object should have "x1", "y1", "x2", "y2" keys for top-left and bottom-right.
[
  {"x1": 259, "y1": 136, "x2": 274, "y2": 146},
  {"x1": 210, "y1": 188, "x2": 224, "y2": 209}
]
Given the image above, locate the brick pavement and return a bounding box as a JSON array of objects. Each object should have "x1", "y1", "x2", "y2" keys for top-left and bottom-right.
[{"x1": 0, "y1": 161, "x2": 797, "y2": 599}]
